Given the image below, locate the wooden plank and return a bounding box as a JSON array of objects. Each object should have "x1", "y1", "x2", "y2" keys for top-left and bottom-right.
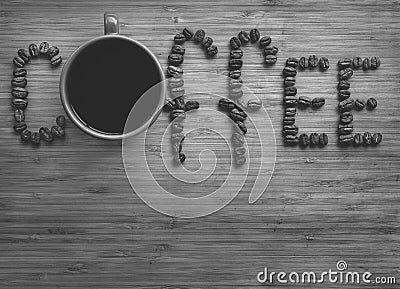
[{"x1": 0, "y1": 0, "x2": 399, "y2": 288}]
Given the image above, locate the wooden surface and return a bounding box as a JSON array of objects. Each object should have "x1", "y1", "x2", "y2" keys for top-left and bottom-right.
[{"x1": 0, "y1": 0, "x2": 399, "y2": 288}]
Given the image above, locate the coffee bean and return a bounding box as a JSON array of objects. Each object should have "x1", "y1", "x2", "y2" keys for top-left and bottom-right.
[
  {"x1": 284, "y1": 77, "x2": 296, "y2": 87},
  {"x1": 206, "y1": 45, "x2": 218, "y2": 57},
  {"x1": 174, "y1": 97, "x2": 185, "y2": 110},
  {"x1": 283, "y1": 66, "x2": 297, "y2": 77},
  {"x1": 340, "y1": 111, "x2": 353, "y2": 124},
  {"x1": 14, "y1": 109, "x2": 25, "y2": 122},
  {"x1": 247, "y1": 99, "x2": 262, "y2": 111},
  {"x1": 185, "y1": 100, "x2": 199, "y2": 111},
  {"x1": 228, "y1": 70, "x2": 241, "y2": 79},
  {"x1": 28, "y1": 43, "x2": 39, "y2": 57},
  {"x1": 39, "y1": 41, "x2": 50, "y2": 55},
  {"x1": 338, "y1": 98, "x2": 355, "y2": 111},
  {"x1": 363, "y1": 132, "x2": 372, "y2": 145},
  {"x1": 282, "y1": 125, "x2": 298, "y2": 135},
  {"x1": 235, "y1": 121, "x2": 247, "y2": 135},
  {"x1": 283, "y1": 116, "x2": 295, "y2": 125},
  {"x1": 352, "y1": 57, "x2": 362, "y2": 69},
  {"x1": 371, "y1": 133, "x2": 382, "y2": 145},
  {"x1": 319, "y1": 133, "x2": 328, "y2": 146},
  {"x1": 308, "y1": 55, "x2": 318, "y2": 68},
  {"x1": 174, "y1": 152, "x2": 186, "y2": 164},
  {"x1": 201, "y1": 37, "x2": 213, "y2": 48},
  {"x1": 171, "y1": 44, "x2": 185, "y2": 55},
  {"x1": 182, "y1": 27, "x2": 194, "y2": 40},
  {"x1": 56, "y1": 115, "x2": 66, "y2": 128},
  {"x1": 172, "y1": 141, "x2": 183, "y2": 153},
  {"x1": 309, "y1": 133, "x2": 319, "y2": 146},
  {"x1": 174, "y1": 33, "x2": 186, "y2": 44},
  {"x1": 286, "y1": 58, "x2": 299, "y2": 68},
  {"x1": 298, "y1": 57, "x2": 308, "y2": 69},
  {"x1": 168, "y1": 54, "x2": 184, "y2": 66},
  {"x1": 285, "y1": 107, "x2": 296, "y2": 117},
  {"x1": 14, "y1": 122, "x2": 27, "y2": 133},
  {"x1": 20, "y1": 129, "x2": 31, "y2": 142},
  {"x1": 170, "y1": 109, "x2": 186, "y2": 121},
  {"x1": 171, "y1": 132, "x2": 185, "y2": 144},
  {"x1": 338, "y1": 58, "x2": 352, "y2": 68},
  {"x1": 39, "y1": 127, "x2": 53, "y2": 142},
  {"x1": 167, "y1": 65, "x2": 183, "y2": 77},
  {"x1": 249, "y1": 28, "x2": 260, "y2": 42},
  {"x1": 51, "y1": 126, "x2": 65, "y2": 138},
  {"x1": 284, "y1": 95, "x2": 297, "y2": 106},
  {"x1": 319, "y1": 57, "x2": 329, "y2": 71},
  {"x1": 168, "y1": 77, "x2": 184, "y2": 88},
  {"x1": 299, "y1": 133, "x2": 309, "y2": 147},
  {"x1": 259, "y1": 36, "x2": 271, "y2": 48},
  {"x1": 230, "y1": 108, "x2": 247, "y2": 122},
  {"x1": 366, "y1": 98, "x2": 377, "y2": 110},
  {"x1": 235, "y1": 155, "x2": 246, "y2": 166},
  {"x1": 338, "y1": 124, "x2": 353, "y2": 134},
  {"x1": 229, "y1": 78, "x2": 242, "y2": 89},
  {"x1": 13, "y1": 56, "x2": 25, "y2": 68},
  {"x1": 171, "y1": 87, "x2": 185, "y2": 98},
  {"x1": 354, "y1": 99, "x2": 366, "y2": 110},
  {"x1": 12, "y1": 98, "x2": 28, "y2": 110},
  {"x1": 284, "y1": 86, "x2": 297, "y2": 96},
  {"x1": 264, "y1": 46, "x2": 278, "y2": 55},
  {"x1": 312, "y1": 97, "x2": 325, "y2": 108},
  {"x1": 362, "y1": 58, "x2": 371, "y2": 70},
  {"x1": 48, "y1": 46, "x2": 59, "y2": 58},
  {"x1": 171, "y1": 122, "x2": 184, "y2": 133},
  {"x1": 229, "y1": 88, "x2": 243, "y2": 99},
  {"x1": 338, "y1": 90, "x2": 350, "y2": 100},
  {"x1": 11, "y1": 87, "x2": 29, "y2": 99},
  {"x1": 238, "y1": 31, "x2": 250, "y2": 43},
  {"x1": 265, "y1": 55, "x2": 277, "y2": 64},
  {"x1": 230, "y1": 49, "x2": 243, "y2": 59},
  {"x1": 338, "y1": 134, "x2": 353, "y2": 145},
  {"x1": 11, "y1": 77, "x2": 27, "y2": 88},
  {"x1": 353, "y1": 133, "x2": 363, "y2": 145},
  {"x1": 50, "y1": 55, "x2": 62, "y2": 66},
  {"x1": 17, "y1": 49, "x2": 30, "y2": 63},
  {"x1": 13, "y1": 68, "x2": 27, "y2": 77},
  {"x1": 284, "y1": 135, "x2": 299, "y2": 145},
  {"x1": 231, "y1": 132, "x2": 245, "y2": 146},
  {"x1": 194, "y1": 29, "x2": 205, "y2": 42},
  {"x1": 230, "y1": 37, "x2": 241, "y2": 49},
  {"x1": 219, "y1": 98, "x2": 236, "y2": 111},
  {"x1": 370, "y1": 57, "x2": 381, "y2": 69},
  {"x1": 31, "y1": 132, "x2": 41, "y2": 145},
  {"x1": 338, "y1": 68, "x2": 353, "y2": 80},
  {"x1": 338, "y1": 80, "x2": 350, "y2": 90},
  {"x1": 298, "y1": 96, "x2": 311, "y2": 106},
  {"x1": 229, "y1": 59, "x2": 243, "y2": 70},
  {"x1": 234, "y1": 146, "x2": 246, "y2": 156}
]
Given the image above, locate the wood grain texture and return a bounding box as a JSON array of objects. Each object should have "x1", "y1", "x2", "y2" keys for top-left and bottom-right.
[{"x1": 0, "y1": 0, "x2": 399, "y2": 288}]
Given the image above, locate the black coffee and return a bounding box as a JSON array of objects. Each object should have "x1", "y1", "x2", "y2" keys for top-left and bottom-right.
[{"x1": 66, "y1": 37, "x2": 162, "y2": 134}]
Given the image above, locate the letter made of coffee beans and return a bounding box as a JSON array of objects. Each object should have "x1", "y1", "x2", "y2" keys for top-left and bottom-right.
[
  {"x1": 282, "y1": 56, "x2": 329, "y2": 147},
  {"x1": 165, "y1": 28, "x2": 218, "y2": 164},
  {"x1": 11, "y1": 42, "x2": 66, "y2": 146},
  {"x1": 225, "y1": 29, "x2": 279, "y2": 164},
  {"x1": 336, "y1": 56, "x2": 382, "y2": 145}
]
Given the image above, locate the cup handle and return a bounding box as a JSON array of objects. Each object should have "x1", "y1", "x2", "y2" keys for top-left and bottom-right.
[{"x1": 104, "y1": 13, "x2": 119, "y2": 35}]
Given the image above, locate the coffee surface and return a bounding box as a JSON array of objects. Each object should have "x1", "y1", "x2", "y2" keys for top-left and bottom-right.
[{"x1": 66, "y1": 37, "x2": 162, "y2": 134}]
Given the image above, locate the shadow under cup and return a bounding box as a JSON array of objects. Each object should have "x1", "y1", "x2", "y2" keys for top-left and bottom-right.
[{"x1": 63, "y1": 36, "x2": 164, "y2": 138}]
